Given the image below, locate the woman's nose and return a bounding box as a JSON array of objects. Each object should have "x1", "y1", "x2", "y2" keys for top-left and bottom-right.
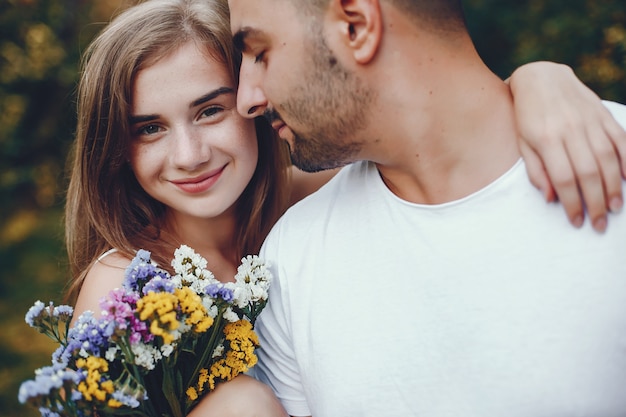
[{"x1": 171, "y1": 127, "x2": 210, "y2": 170}]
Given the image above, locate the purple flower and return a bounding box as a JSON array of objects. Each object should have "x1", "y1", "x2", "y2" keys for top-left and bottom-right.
[
  {"x1": 128, "y1": 316, "x2": 153, "y2": 344},
  {"x1": 70, "y1": 390, "x2": 83, "y2": 401},
  {"x1": 39, "y1": 407, "x2": 62, "y2": 417},
  {"x1": 52, "y1": 305, "x2": 73, "y2": 320},
  {"x1": 123, "y1": 250, "x2": 170, "y2": 292},
  {"x1": 25, "y1": 301, "x2": 49, "y2": 327},
  {"x1": 112, "y1": 391, "x2": 142, "y2": 408},
  {"x1": 206, "y1": 283, "x2": 234, "y2": 302},
  {"x1": 64, "y1": 312, "x2": 115, "y2": 358},
  {"x1": 100, "y1": 288, "x2": 136, "y2": 330},
  {"x1": 142, "y1": 276, "x2": 176, "y2": 295},
  {"x1": 18, "y1": 366, "x2": 78, "y2": 403},
  {"x1": 51, "y1": 346, "x2": 70, "y2": 368}
]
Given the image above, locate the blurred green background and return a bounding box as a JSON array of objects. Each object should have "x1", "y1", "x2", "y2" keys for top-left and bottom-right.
[{"x1": 1, "y1": 0, "x2": 624, "y2": 416}]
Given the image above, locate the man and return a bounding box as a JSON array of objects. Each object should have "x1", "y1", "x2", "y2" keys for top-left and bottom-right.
[{"x1": 229, "y1": 0, "x2": 626, "y2": 415}]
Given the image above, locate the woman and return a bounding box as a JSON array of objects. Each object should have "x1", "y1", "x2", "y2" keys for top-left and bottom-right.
[
  {"x1": 64, "y1": 0, "x2": 623, "y2": 415},
  {"x1": 65, "y1": 1, "x2": 295, "y2": 412}
]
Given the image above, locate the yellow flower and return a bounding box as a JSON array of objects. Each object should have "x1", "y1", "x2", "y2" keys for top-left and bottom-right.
[
  {"x1": 150, "y1": 320, "x2": 175, "y2": 345},
  {"x1": 224, "y1": 320, "x2": 259, "y2": 368},
  {"x1": 137, "y1": 291, "x2": 177, "y2": 321},
  {"x1": 137, "y1": 291, "x2": 180, "y2": 343},
  {"x1": 108, "y1": 398, "x2": 123, "y2": 408},
  {"x1": 76, "y1": 356, "x2": 115, "y2": 403},
  {"x1": 187, "y1": 367, "x2": 216, "y2": 399},
  {"x1": 186, "y1": 386, "x2": 198, "y2": 401},
  {"x1": 204, "y1": 320, "x2": 260, "y2": 391},
  {"x1": 175, "y1": 287, "x2": 213, "y2": 333},
  {"x1": 197, "y1": 368, "x2": 210, "y2": 393}
]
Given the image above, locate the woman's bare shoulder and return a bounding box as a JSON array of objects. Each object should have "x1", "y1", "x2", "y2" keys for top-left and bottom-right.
[{"x1": 72, "y1": 251, "x2": 132, "y2": 319}]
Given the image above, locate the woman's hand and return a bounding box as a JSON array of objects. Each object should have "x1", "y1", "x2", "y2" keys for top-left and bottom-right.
[{"x1": 509, "y1": 61, "x2": 626, "y2": 232}]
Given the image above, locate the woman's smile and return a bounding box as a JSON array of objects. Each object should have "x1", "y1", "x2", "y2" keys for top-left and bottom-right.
[{"x1": 170, "y1": 165, "x2": 227, "y2": 194}]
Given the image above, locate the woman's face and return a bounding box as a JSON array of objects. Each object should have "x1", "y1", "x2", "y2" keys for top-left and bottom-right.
[{"x1": 129, "y1": 41, "x2": 258, "y2": 223}]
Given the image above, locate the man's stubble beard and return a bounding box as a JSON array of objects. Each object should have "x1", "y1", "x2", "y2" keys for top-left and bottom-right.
[{"x1": 279, "y1": 31, "x2": 375, "y2": 173}]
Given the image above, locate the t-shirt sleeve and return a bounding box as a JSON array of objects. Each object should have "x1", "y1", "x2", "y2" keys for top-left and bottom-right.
[{"x1": 255, "y1": 224, "x2": 312, "y2": 417}]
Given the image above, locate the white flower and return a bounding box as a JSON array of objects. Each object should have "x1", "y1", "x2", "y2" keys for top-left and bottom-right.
[
  {"x1": 211, "y1": 343, "x2": 224, "y2": 358},
  {"x1": 172, "y1": 245, "x2": 207, "y2": 273},
  {"x1": 131, "y1": 342, "x2": 162, "y2": 370},
  {"x1": 170, "y1": 245, "x2": 217, "y2": 293},
  {"x1": 207, "y1": 304, "x2": 218, "y2": 319},
  {"x1": 201, "y1": 297, "x2": 219, "y2": 319},
  {"x1": 175, "y1": 322, "x2": 192, "y2": 337},
  {"x1": 105, "y1": 346, "x2": 119, "y2": 362},
  {"x1": 160, "y1": 344, "x2": 174, "y2": 358},
  {"x1": 230, "y1": 255, "x2": 272, "y2": 308},
  {"x1": 223, "y1": 282, "x2": 243, "y2": 305},
  {"x1": 222, "y1": 307, "x2": 240, "y2": 323}
]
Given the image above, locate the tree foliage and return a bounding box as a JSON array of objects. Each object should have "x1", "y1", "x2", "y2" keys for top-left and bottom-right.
[{"x1": 466, "y1": 0, "x2": 626, "y2": 101}]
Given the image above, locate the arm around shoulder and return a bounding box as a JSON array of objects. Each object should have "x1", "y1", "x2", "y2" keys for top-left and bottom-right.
[{"x1": 509, "y1": 61, "x2": 626, "y2": 232}]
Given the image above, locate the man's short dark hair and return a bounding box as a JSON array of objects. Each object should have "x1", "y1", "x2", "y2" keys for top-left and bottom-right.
[
  {"x1": 393, "y1": 0, "x2": 467, "y2": 33},
  {"x1": 291, "y1": 0, "x2": 467, "y2": 34}
]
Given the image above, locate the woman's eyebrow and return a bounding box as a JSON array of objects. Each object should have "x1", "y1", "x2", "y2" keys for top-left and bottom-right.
[
  {"x1": 129, "y1": 114, "x2": 158, "y2": 125},
  {"x1": 191, "y1": 86, "x2": 235, "y2": 108},
  {"x1": 129, "y1": 87, "x2": 236, "y2": 124}
]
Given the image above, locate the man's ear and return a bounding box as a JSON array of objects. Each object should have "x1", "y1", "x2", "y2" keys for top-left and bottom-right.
[{"x1": 328, "y1": 0, "x2": 382, "y2": 64}]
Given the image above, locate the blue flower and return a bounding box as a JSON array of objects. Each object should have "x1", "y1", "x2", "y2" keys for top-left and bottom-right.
[
  {"x1": 25, "y1": 301, "x2": 48, "y2": 327},
  {"x1": 112, "y1": 391, "x2": 142, "y2": 408},
  {"x1": 18, "y1": 380, "x2": 42, "y2": 403},
  {"x1": 70, "y1": 390, "x2": 83, "y2": 401},
  {"x1": 18, "y1": 365, "x2": 76, "y2": 403},
  {"x1": 38, "y1": 407, "x2": 61, "y2": 417},
  {"x1": 124, "y1": 250, "x2": 154, "y2": 290},
  {"x1": 205, "y1": 283, "x2": 235, "y2": 302},
  {"x1": 53, "y1": 305, "x2": 74, "y2": 320},
  {"x1": 65, "y1": 313, "x2": 116, "y2": 358},
  {"x1": 142, "y1": 276, "x2": 176, "y2": 295}
]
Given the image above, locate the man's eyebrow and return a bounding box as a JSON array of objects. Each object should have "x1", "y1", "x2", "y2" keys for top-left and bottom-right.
[
  {"x1": 191, "y1": 87, "x2": 235, "y2": 108},
  {"x1": 233, "y1": 27, "x2": 261, "y2": 53}
]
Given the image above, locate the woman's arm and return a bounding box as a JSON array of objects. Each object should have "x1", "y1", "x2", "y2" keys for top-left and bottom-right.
[
  {"x1": 510, "y1": 61, "x2": 626, "y2": 232},
  {"x1": 187, "y1": 374, "x2": 288, "y2": 417}
]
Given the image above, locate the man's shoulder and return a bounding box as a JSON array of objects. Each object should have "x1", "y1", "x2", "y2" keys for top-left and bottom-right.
[
  {"x1": 283, "y1": 161, "x2": 372, "y2": 215},
  {"x1": 263, "y1": 162, "x2": 376, "y2": 246}
]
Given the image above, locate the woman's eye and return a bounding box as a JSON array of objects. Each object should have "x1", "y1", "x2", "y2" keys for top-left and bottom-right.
[{"x1": 137, "y1": 124, "x2": 161, "y2": 135}]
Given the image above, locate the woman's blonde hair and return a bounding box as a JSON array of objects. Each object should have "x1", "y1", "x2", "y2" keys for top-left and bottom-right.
[{"x1": 64, "y1": 0, "x2": 290, "y2": 302}]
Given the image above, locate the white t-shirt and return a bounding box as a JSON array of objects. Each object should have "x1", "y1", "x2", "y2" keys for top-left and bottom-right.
[{"x1": 255, "y1": 101, "x2": 626, "y2": 417}]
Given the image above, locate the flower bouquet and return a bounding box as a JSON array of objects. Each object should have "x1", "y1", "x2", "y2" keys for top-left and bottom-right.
[{"x1": 19, "y1": 245, "x2": 271, "y2": 417}]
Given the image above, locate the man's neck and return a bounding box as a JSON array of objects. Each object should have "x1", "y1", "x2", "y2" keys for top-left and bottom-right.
[{"x1": 368, "y1": 59, "x2": 521, "y2": 204}]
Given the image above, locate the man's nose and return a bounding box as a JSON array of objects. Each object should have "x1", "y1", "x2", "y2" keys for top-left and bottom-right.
[{"x1": 237, "y1": 59, "x2": 268, "y2": 118}]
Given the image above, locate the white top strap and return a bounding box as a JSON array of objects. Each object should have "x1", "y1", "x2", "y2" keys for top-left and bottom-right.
[{"x1": 97, "y1": 248, "x2": 119, "y2": 262}]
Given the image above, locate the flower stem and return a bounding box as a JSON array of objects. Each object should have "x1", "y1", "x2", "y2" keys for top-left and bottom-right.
[{"x1": 184, "y1": 314, "x2": 225, "y2": 412}]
